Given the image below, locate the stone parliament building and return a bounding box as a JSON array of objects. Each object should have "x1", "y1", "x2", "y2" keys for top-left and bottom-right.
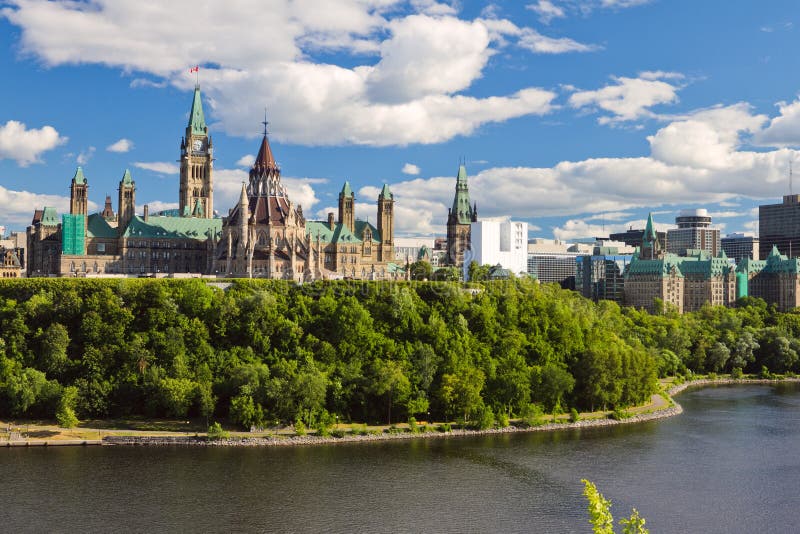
[{"x1": 27, "y1": 87, "x2": 398, "y2": 280}]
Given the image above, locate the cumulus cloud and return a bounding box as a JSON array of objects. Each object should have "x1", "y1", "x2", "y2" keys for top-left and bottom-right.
[
  {"x1": 0, "y1": 120, "x2": 67, "y2": 166},
  {"x1": 552, "y1": 216, "x2": 670, "y2": 241},
  {"x1": 0, "y1": 185, "x2": 97, "y2": 227},
  {"x1": 402, "y1": 163, "x2": 420, "y2": 175},
  {"x1": 107, "y1": 138, "x2": 134, "y2": 152},
  {"x1": 364, "y1": 103, "x2": 800, "y2": 237},
  {"x1": 753, "y1": 98, "x2": 800, "y2": 147},
  {"x1": 2, "y1": 1, "x2": 560, "y2": 147},
  {"x1": 236, "y1": 154, "x2": 256, "y2": 167},
  {"x1": 133, "y1": 161, "x2": 179, "y2": 175},
  {"x1": 569, "y1": 73, "x2": 683, "y2": 124}
]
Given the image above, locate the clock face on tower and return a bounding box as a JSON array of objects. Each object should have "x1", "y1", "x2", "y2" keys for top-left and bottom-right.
[{"x1": 192, "y1": 139, "x2": 203, "y2": 153}]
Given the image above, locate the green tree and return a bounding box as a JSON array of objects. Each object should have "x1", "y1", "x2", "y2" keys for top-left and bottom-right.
[
  {"x1": 371, "y1": 359, "x2": 411, "y2": 425},
  {"x1": 582, "y1": 479, "x2": 649, "y2": 534},
  {"x1": 439, "y1": 367, "x2": 485, "y2": 422},
  {"x1": 56, "y1": 386, "x2": 79, "y2": 428}
]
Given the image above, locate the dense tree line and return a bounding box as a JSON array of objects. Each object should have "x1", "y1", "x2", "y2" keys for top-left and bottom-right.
[{"x1": 0, "y1": 278, "x2": 789, "y2": 428}]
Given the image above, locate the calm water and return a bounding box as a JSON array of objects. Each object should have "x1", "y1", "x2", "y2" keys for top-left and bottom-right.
[{"x1": 1, "y1": 384, "x2": 799, "y2": 533}]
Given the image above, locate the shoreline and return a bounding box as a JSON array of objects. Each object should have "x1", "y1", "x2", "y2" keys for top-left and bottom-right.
[{"x1": 6, "y1": 377, "x2": 797, "y2": 449}]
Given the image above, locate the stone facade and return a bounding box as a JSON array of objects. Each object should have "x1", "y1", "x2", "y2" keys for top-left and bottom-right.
[{"x1": 446, "y1": 164, "x2": 477, "y2": 268}]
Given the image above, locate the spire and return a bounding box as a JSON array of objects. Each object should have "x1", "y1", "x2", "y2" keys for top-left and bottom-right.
[
  {"x1": 121, "y1": 169, "x2": 133, "y2": 185},
  {"x1": 254, "y1": 133, "x2": 278, "y2": 171},
  {"x1": 380, "y1": 183, "x2": 392, "y2": 199},
  {"x1": 239, "y1": 182, "x2": 248, "y2": 207},
  {"x1": 644, "y1": 212, "x2": 657, "y2": 243},
  {"x1": 188, "y1": 86, "x2": 207, "y2": 136},
  {"x1": 72, "y1": 166, "x2": 86, "y2": 185},
  {"x1": 451, "y1": 163, "x2": 473, "y2": 224},
  {"x1": 341, "y1": 181, "x2": 353, "y2": 197}
]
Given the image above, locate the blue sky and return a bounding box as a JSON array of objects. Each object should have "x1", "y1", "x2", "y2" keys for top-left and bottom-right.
[{"x1": 2, "y1": 0, "x2": 800, "y2": 240}]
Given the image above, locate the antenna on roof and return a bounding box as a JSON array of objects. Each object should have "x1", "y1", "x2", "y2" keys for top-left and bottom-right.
[
  {"x1": 262, "y1": 107, "x2": 269, "y2": 137},
  {"x1": 791, "y1": 157, "x2": 794, "y2": 196}
]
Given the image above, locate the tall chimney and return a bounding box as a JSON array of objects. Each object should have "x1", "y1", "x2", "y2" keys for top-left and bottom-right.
[
  {"x1": 144, "y1": 204, "x2": 149, "y2": 222},
  {"x1": 328, "y1": 212, "x2": 335, "y2": 231}
]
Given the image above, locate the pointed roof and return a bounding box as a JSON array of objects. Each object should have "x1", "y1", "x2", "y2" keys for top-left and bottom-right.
[
  {"x1": 380, "y1": 183, "x2": 392, "y2": 199},
  {"x1": 644, "y1": 212, "x2": 657, "y2": 243},
  {"x1": 188, "y1": 87, "x2": 207, "y2": 136},
  {"x1": 451, "y1": 163, "x2": 473, "y2": 224},
  {"x1": 121, "y1": 169, "x2": 133, "y2": 185},
  {"x1": 341, "y1": 181, "x2": 353, "y2": 197},
  {"x1": 254, "y1": 134, "x2": 278, "y2": 171},
  {"x1": 456, "y1": 164, "x2": 468, "y2": 183},
  {"x1": 72, "y1": 166, "x2": 86, "y2": 185}
]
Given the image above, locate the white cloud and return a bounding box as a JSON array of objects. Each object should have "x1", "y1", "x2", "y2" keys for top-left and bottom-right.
[
  {"x1": 2, "y1": 2, "x2": 560, "y2": 147},
  {"x1": 517, "y1": 28, "x2": 598, "y2": 54},
  {"x1": 402, "y1": 163, "x2": 420, "y2": 175},
  {"x1": 585, "y1": 211, "x2": 633, "y2": 222},
  {"x1": 552, "y1": 217, "x2": 670, "y2": 241},
  {"x1": 107, "y1": 138, "x2": 134, "y2": 152},
  {"x1": 0, "y1": 120, "x2": 67, "y2": 166},
  {"x1": 362, "y1": 103, "x2": 800, "y2": 237},
  {"x1": 236, "y1": 154, "x2": 256, "y2": 167},
  {"x1": 76, "y1": 146, "x2": 95, "y2": 165},
  {"x1": 569, "y1": 73, "x2": 683, "y2": 124},
  {"x1": 144, "y1": 201, "x2": 179, "y2": 214},
  {"x1": 526, "y1": 1, "x2": 565, "y2": 24},
  {"x1": 0, "y1": 185, "x2": 97, "y2": 226},
  {"x1": 133, "y1": 161, "x2": 179, "y2": 175},
  {"x1": 753, "y1": 98, "x2": 800, "y2": 147}
]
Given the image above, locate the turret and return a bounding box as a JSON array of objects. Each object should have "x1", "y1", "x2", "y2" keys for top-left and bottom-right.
[
  {"x1": 69, "y1": 167, "x2": 88, "y2": 216},
  {"x1": 378, "y1": 183, "x2": 394, "y2": 261},
  {"x1": 117, "y1": 169, "x2": 136, "y2": 231},
  {"x1": 338, "y1": 181, "x2": 355, "y2": 232}
]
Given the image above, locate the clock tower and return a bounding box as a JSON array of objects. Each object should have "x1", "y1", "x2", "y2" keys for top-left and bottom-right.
[{"x1": 179, "y1": 85, "x2": 214, "y2": 218}]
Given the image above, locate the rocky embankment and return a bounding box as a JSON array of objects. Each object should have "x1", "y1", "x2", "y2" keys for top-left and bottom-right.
[{"x1": 103, "y1": 403, "x2": 683, "y2": 448}]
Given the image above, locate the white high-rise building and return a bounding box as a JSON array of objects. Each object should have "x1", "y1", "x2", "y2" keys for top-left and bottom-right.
[{"x1": 466, "y1": 218, "x2": 528, "y2": 279}]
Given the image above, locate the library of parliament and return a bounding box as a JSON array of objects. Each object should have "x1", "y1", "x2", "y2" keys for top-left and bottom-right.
[{"x1": 27, "y1": 87, "x2": 399, "y2": 280}]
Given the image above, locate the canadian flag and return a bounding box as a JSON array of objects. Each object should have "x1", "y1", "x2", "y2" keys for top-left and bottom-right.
[{"x1": 189, "y1": 66, "x2": 199, "y2": 73}]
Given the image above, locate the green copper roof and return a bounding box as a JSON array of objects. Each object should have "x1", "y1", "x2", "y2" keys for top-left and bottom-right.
[
  {"x1": 72, "y1": 166, "x2": 86, "y2": 185},
  {"x1": 380, "y1": 183, "x2": 392, "y2": 199},
  {"x1": 121, "y1": 169, "x2": 133, "y2": 185},
  {"x1": 86, "y1": 213, "x2": 116, "y2": 239},
  {"x1": 457, "y1": 164, "x2": 468, "y2": 182},
  {"x1": 340, "y1": 181, "x2": 353, "y2": 197},
  {"x1": 626, "y1": 253, "x2": 684, "y2": 277},
  {"x1": 189, "y1": 87, "x2": 207, "y2": 136},
  {"x1": 41, "y1": 207, "x2": 59, "y2": 226},
  {"x1": 451, "y1": 164, "x2": 474, "y2": 225},
  {"x1": 306, "y1": 219, "x2": 381, "y2": 244},
  {"x1": 644, "y1": 212, "x2": 657, "y2": 243},
  {"x1": 123, "y1": 215, "x2": 221, "y2": 240}
]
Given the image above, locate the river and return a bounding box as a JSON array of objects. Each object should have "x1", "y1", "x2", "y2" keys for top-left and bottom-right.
[{"x1": 1, "y1": 383, "x2": 798, "y2": 533}]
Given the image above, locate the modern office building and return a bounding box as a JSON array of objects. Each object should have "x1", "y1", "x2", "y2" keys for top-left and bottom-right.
[
  {"x1": 666, "y1": 208, "x2": 721, "y2": 256},
  {"x1": 467, "y1": 218, "x2": 528, "y2": 280},
  {"x1": 575, "y1": 244, "x2": 634, "y2": 304},
  {"x1": 759, "y1": 194, "x2": 800, "y2": 260},
  {"x1": 721, "y1": 233, "x2": 759, "y2": 263},
  {"x1": 526, "y1": 239, "x2": 592, "y2": 288}
]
